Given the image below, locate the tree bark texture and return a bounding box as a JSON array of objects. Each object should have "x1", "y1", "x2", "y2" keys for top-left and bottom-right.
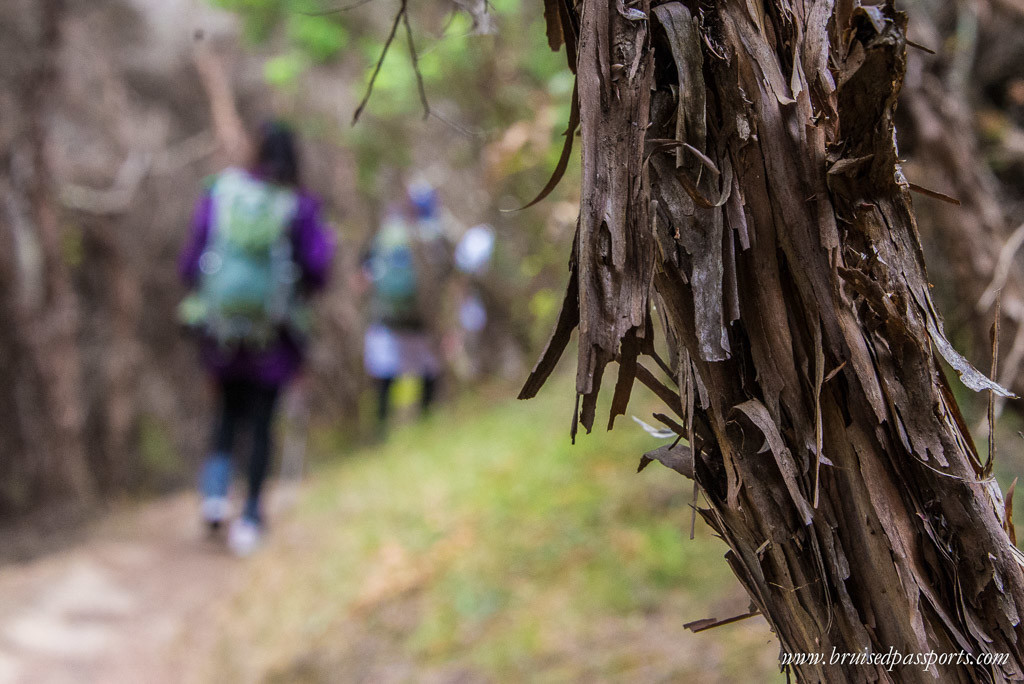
[{"x1": 525, "y1": 1, "x2": 1024, "y2": 679}]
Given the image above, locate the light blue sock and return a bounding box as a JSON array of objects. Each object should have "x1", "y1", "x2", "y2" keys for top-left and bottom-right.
[{"x1": 200, "y1": 452, "x2": 232, "y2": 499}]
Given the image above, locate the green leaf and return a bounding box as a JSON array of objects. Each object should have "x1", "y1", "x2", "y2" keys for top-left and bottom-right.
[
  {"x1": 264, "y1": 52, "x2": 307, "y2": 87},
  {"x1": 286, "y1": 13, "x2": 348, "y2": 62}
]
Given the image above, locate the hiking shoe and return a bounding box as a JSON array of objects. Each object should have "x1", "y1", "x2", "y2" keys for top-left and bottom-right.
[
  {"x1": 199, "y1": 453, "x2": 232, "y2": 531},
  {"x1": 228, "y1": 517, "x2": 263, "y2": 557},
  {"x1": 201, "y1": 496, "x2": 231, "y2": 531}
]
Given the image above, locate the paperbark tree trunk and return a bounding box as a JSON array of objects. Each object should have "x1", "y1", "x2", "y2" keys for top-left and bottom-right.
[{"x1": 525, "y1": 1, "x2": 1024, "y2": 680}]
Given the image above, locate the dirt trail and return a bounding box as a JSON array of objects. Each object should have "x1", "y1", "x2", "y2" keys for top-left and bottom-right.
[{"x1": 0, "y1": 493, "x2": 251, "y2": 684}]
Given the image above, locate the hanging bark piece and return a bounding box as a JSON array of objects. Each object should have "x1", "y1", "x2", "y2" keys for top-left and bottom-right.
[
  {"x1": 543, "y1": 0, "x2": 564, "y2": 52},
  {"x1": 649, "y1": 155, "x2": 730, "y2": 361},
  {"x1": 573, "y1": 0, "x2": 656, "y2": 433},
  {"x1": 513, "y1": 83, "x2": 580, "y2": 211},
  {"x1": 638, "y1": 441, "x2": 693, "y2": 479},
  {"x1": 651, "y1": 4, "x2": 705, "y2": 172},
  {"x1": 518, "y1": 238, "x2": 580, "y2": 401},
  {"x1": 732, "y1": 399, "x2": 814, "y2": 526},
  {"x1": 927, "y1": 315, "x2": 1016, "y2": 398}
]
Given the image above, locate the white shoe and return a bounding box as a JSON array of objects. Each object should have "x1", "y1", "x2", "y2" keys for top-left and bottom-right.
[
  {"x1": 201, "y1": 496, "x2": 230, "y2": 529},
  {"x1": 228, "y1": 518, "x2": 262, "y2": 557}
]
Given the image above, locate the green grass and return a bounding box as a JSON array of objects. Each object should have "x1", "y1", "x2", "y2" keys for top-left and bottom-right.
[{"x1": 208, "y1": 375, "x2": 783, "y2": 683}]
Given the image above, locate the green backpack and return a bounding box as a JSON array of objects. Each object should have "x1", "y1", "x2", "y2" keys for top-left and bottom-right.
[
  {"x1": 179, "y1": 169, "x2": 306, "y2": 347},
  {"x1": 367, "y1": 216, "x2": 421, "y2": 327}
]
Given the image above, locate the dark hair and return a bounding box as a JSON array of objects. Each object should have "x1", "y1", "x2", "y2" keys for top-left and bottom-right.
[{"x1": 254, "y1": 121, "x2": 300, "y2": 187}]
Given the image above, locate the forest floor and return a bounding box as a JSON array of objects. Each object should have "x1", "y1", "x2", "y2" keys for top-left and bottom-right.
[{"x1": 0, "y1": 376, "x2": 783, "y2": 683}]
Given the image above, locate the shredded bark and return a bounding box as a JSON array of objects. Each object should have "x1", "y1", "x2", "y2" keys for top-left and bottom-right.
[{"x1": 527, "y1": 1, "x2": 1024, "y2": 680}]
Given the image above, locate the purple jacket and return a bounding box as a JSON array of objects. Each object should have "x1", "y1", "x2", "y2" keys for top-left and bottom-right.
[{"x1": 179, "y1": 171, "x2": 335, "y2": 387}]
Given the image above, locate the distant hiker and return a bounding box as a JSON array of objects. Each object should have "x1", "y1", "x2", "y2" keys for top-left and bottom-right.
[
  {"x1": 362, "y1": 180, "x2": 450, "y2": 430},
  {"x1": 179, "y1": 121, "x2": 334, "y2": 555}
]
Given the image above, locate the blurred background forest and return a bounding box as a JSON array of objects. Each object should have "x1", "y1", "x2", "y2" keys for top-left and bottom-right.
[
  {"x1": 4, "y1": 0, "x2": 1024, "y2": 680},
  {"x1": 0, "y1": 0, "x2": 583, "y2": 524}
]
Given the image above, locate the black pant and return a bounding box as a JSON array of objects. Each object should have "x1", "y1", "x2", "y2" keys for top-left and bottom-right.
[{"x1": 210, "y1": 379, "x2": 280, "y2": 516}]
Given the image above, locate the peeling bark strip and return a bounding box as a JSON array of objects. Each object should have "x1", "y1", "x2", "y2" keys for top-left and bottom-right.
[
  {"x1": 524, "y1": 1, "x2": 1024, "y2": 680},
  {"x1": 573, "y1": 0, "x2": 656, "y2": 433}
]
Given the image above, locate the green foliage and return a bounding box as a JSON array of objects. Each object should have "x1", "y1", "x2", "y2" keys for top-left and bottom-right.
[
  {"x1": 286, "y1": 12, "x2": 348, "y2": 62},
  {"x1": 263, "y1": 51, "x2": 306, "y2": 88},
  {"x1": 209, "y1": 0, "x2": 280, "y2": 44},
  {"x1": 210, "y1": 0, "x2": 349, "y2": 74},
  {"x1": 527, "y1": 286, "x2": 559, "y2": 341}
]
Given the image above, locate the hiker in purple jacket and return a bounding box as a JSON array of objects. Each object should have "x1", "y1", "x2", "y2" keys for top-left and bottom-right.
[{"x1": 179, "y1": 121, "x2": 334, "y2": 554}]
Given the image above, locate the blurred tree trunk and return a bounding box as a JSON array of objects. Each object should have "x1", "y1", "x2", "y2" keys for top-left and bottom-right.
[
  {"x1": 0, "y1": 0, "x2": 93, "y2": 513},
  {"x1": 525, "y1": 0, "x2": 1024, "y2": 679},
  {"x1": 899, "y1": 0, "x2": 1024, "y2": 415}
]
